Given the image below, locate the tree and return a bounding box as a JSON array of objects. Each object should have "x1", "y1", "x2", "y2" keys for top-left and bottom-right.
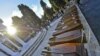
[
  {"x1": 18, "y1": 4, "x2": 42, "y2": 31},
  {"x1": 40, "y1": 0, "x2": 54, "y2": 20},
  {"x1": 49, "y1": 0, "x2": 59, "y2": 12},
  {"x1": 12, "y1": 16, "x2": 23, "y2": 27},
  {"x1": 0, "y1": 19, "x2": 3, "y2": 23},
  {"x1": 12, "y1": 16, "x2": 34, "y2": 40},
  {"x1": 49, "y1": 0, "x2": 67, "y2": 12},
  {"x1": 0, "y1": 19, "x2": 6, "y2": 32}
]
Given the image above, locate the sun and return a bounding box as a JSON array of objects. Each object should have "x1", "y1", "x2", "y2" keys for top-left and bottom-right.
[{"x1": 7, "y1": 26, "x2": 17, "y2": 35}]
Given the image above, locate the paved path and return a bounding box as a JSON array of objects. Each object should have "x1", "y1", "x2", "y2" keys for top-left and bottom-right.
[{"x1": 31, "y1": 17, "x2": 62, "y2": 56}]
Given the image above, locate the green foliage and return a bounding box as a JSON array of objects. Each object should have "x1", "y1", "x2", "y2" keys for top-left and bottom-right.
[
  {"x1": 40, "y1": 0, "x2": 54, "y2": 21},
  {"x1": 49, "y1": 0, "x2": 67, "y2": 12},
  {"x1": 18, "y1": 4, "x2": 42, "y2": 30},
  {"x1": 0, "y1": 19, "x2": 3, "y2": 23},
  {"x1": 12, "y1": 16, "x2": 23, "y2": 27},
  {"x1": 45, "y1": 7, "x2": 54, "y2": 19}
]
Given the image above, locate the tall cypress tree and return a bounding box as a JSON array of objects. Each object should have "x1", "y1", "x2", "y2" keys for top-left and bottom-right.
[
  {"x1": 18, "y1": 4, "x2": 41, "y2": 31},
  {"x1": 49, "y1": 0, "x2": 67, "y2": 12},
  {"x1": 40, "y1": 0, "x2": 54, "y2": 20}
]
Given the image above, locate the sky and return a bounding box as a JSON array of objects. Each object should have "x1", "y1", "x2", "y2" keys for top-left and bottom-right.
[{"x1": 0, "y1": 0, "x2": 51, "y2": 26}]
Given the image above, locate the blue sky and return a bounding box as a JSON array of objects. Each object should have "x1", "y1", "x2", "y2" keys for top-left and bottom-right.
[{"x1": 0, "y1": 0, "x2": 51, "y2": 26}]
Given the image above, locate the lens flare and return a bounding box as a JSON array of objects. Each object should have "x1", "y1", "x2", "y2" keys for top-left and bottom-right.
[{"x1": 7, "y1": 26, "x2": 16, "y2": 35}]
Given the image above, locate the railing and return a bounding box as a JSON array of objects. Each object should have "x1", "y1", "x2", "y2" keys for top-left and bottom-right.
[
  {"x1": 22, "y1": 29, "x2": 47, "y2": 56},
  {"x1": 75, "y1": 3, "x2": 100, "y2": 56}
]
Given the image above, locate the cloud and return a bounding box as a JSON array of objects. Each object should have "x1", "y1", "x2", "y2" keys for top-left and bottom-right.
[
  {"x1": 2, "y1": 0, "x2": 51, "y2": 26},
  {"x1": 2, "y1": 16, "x2": 12, "y2": 27},
  {"x1": 31, "y1": 0, "x2": 51, "y2": 18},
  {"x1": 11, "y1": 5, "x2": 44, "y2": 19},
  {"x1": 31, "y1": 4, "x2": 44, "y2": 18},
  {"x1": 43, "y1": 0, "x2": 51, "y2": 7},
  {"x1": 2, "y1": 10, "x2": 22, "y2": 26},
  {"x1": 3, "y1": 5, "x2": 44, "y2": 26},
  {"x1": 11, "y1": 10, "x2": 22, "y2": 18},
  {"x1": 11, "y1": 5, "x2": 44, "y2": 18}
]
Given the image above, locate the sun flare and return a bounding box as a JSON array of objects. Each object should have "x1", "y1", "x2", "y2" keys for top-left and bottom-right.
[{"x1": 7, "y1": 26, "x2": 17, "y2": 35}]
